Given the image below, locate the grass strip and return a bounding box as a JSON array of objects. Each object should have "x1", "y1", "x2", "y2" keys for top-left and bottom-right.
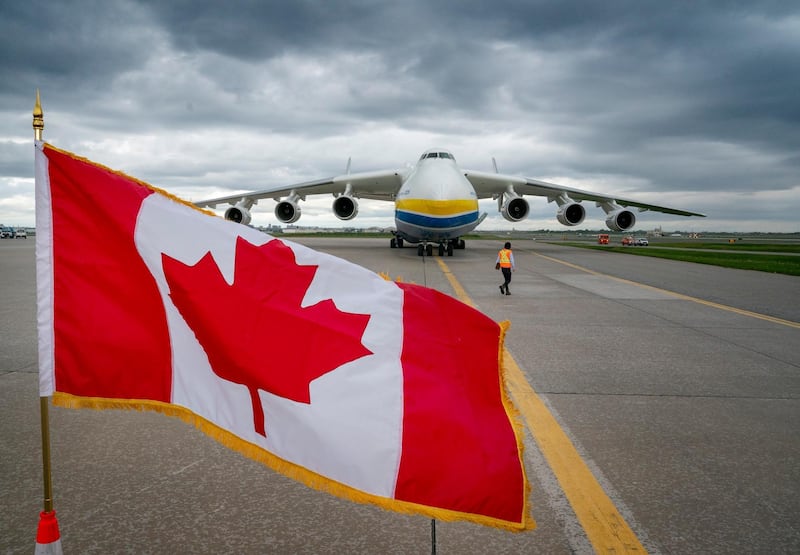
[
  {"x1": 656, "y1": 242, "x2": 800, "y2": 253},
  {"x1": 558, "y1": 243, "x2": 800, "y2": 276}
]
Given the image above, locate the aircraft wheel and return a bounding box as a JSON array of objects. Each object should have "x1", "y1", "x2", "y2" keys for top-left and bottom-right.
[
  {"x1": 438, "y1": 243, "x2": 445, "y2": 256},
  {"x1": 417, "y1": 244, "x2": 424, "y2": 256},
  {"x1": 458, "y1": 239, "x2": 465, "y2": 249},
  {"x1": 397, "y1": 237, "x2": 404, "y2": 248},
  {"x1": 426, "y1": 244, "x2": 433, "y2": 256},
  {"x1": 390, "y1": 238, "x2": 397, "y2": 248},
  {"x1": 447, "y1": 243, "x2": 454, "y2": 256}
]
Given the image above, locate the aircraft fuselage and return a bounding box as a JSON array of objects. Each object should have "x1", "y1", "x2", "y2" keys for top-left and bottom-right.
[{"x1": 394, "y1": 151, "x2": 480, "y2": 244}]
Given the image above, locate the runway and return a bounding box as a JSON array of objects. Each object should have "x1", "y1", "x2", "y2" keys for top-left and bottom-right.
[{"x1": 1, "y1": 236, "x2": 798, "y2": 553}]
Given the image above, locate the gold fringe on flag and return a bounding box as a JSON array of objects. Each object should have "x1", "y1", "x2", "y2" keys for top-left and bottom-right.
[
  {"x1": 51, "y1": 387, "x2": 533, "y2": 531},
  {"x1": 497, "y1": 320, "x2": 534, "y2": 529}
]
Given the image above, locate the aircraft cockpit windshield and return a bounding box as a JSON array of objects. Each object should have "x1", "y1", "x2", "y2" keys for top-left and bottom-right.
[{"x1": 420, "y1": 152, "x2": 455, "y2": 161}]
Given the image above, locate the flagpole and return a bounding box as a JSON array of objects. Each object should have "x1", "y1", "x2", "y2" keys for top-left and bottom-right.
[
  {"x1": 33, "y1": 89, "x2": 44, "y2": 141},
  {"x1": 33, "y1": 90, "x2": 63, "y2": 554},
  {"x1": 33, "y1": 88, "x2": 52, "y2": 513},
  {"x1": 40, "y1": 396, "x2": 54, "y2": 512}
]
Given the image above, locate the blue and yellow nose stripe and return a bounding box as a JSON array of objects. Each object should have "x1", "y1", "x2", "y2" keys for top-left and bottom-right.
[{"x1": 395, "y1": 199, "x2": 479, "y2": 228}]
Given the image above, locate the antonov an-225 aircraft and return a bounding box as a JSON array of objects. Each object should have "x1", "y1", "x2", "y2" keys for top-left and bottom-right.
[{"x1": 196, "y1": 148, "x2": 705, "y2": 256}]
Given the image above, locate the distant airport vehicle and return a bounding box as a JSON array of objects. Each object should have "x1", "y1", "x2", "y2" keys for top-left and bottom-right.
[
  {"x1": 598, "y1": 233, "x2": 610, "y2": 245},
  {"x1": 0, "y1": 226, "x2": 14, "y2": 238},
  {"x1": 622, "y1": 236, "x2": 635, "y2": 246},
  {"x1": 635, "y1": 237, "x2": 649, "y2": 246},
  {"x1": 14, "y1": 229, "x2": 27, "y2": 239},
  {"x1": 197, "y1": 148, "x2": 705, "y2": 256}
]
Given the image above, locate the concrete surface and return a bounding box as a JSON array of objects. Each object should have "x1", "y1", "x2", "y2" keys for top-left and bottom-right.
[{"x1": 1, "y1": 236, "x2": 798, "y2": 553}]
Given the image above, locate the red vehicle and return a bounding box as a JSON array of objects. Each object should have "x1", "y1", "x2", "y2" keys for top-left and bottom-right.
[
  {"x1": 598, "y1": 234, "x2": 609, "y2": 244},
  {"x1": 621, "y1": 236, "x2": 634, "y2": 246}
]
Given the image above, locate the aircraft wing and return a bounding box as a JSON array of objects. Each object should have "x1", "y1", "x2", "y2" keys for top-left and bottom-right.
[
  {"x1": 195, "y1": 168, "x2": 407, "y2": 209},
  {"x1": 463, "y1": 169, "x2": 705, "y2": 217}
]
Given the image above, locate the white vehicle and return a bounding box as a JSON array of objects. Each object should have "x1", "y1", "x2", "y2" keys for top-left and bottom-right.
[
  {"x1": 14, "y1": 229, "x2": 27, "y2": 238},
  {"x1": 197, "y1": 148, "x2": 705, "y2": 256},
  {"x1": 635, "y1": 238, "x2": 649, "y2": 246}
]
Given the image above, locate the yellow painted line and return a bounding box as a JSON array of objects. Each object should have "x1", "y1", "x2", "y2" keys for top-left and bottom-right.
[
  {"x1": 435, "y1": 258, "x2": 475, "y2": 307},
  {"x1": 436, "y1": 258, "x2": 647, "y2": 553},
  {"x1": 535, "y1": 253, "x2": 800, "y2": 329}
]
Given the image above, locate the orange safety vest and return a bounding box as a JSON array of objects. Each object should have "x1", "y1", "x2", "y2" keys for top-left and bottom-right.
[{"x1": 498, "y1": 248, "x2": 512, "y2": 268}]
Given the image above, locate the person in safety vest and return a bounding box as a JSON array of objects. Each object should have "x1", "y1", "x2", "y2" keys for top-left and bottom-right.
[{"x1": 495, "y1": 242, "x2": 515, "y2": 295}]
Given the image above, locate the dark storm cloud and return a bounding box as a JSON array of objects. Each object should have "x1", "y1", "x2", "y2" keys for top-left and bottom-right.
[
  {"x1": 0, "y1": 0, "x2": 797, "y2": 230},
  {"x1": 141, "y1": 1, "x2": 399, "y2": 59},
  {"x1": 503, "y1": 7, "x2": 800, "y2": 193},
  {"x1": 0, "y1": 141, "x2": 31, "y2": 180},
  {"x1": 0, "y1": 1, "x2": 156, "y2": 105}
]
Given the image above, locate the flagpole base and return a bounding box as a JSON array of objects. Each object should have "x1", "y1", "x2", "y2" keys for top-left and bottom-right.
[{"x1": 35, "y1": 510, "x2": 63, "y2": 555}]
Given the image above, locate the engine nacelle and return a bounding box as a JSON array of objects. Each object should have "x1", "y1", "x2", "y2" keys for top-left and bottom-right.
[
  {"x1": 556, "y1": 202, "x2": 586, "y2": 226},
  {"x1": 224, "y1": 204, "x2": 252, "y2": 225},
  {"x1": 332, "y1": 195, "x2": 358, "y2": 220},
  {"x1": 605, "y1": 209, "x2": 636, "y2": 231},
  {"x1": 275, "y1": 199, "x2": 301, "y2": 224},
  {"x1": 501, "y1": 196, "x2": 530, "y2": 222}
]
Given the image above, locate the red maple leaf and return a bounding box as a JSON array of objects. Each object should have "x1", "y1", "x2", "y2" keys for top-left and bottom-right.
[{"x1": 161, "y1": 237, "x2": 372, "y2": 436}]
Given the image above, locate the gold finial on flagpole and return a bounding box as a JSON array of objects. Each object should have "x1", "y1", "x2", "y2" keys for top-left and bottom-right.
[{"x1": 33, "y1": 89, "x2": 44, "y2": 141}]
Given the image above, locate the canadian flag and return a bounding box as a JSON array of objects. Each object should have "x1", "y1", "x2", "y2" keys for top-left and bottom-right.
[{"x1": 35, "y1": 142, "x2": 531, "y2": 530}]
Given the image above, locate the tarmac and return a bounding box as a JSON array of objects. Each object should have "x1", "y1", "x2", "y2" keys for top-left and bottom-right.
[{"x1": 1, "y1": 236, "x2": 798, "y2": 553}]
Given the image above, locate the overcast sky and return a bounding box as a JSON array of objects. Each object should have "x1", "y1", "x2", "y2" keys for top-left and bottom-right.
[{"x1": 1, "y1": 1, "x2": 798, "y2": 232}]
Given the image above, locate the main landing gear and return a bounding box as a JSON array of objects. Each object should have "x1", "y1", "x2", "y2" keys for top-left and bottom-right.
[
  {"x1": 409, "y1": 239, "x2": 465, "y2": 257},
  {"x1": 417, "y1": 243, "x2": 434, "y2": 256},
  {"x1": 391, "y1": 234, "x2": 466, "y2": 257}
]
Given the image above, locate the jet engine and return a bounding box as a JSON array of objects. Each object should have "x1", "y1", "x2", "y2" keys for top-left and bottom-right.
[
  {"x1": 500, "y1": 194, "x2": 530, "y2": 222},
  {"x1": 332, "y1": 195, "x2": 358, "y2": 220},
  {"x1": 224, "y1": 203, "x2": 252, "y2": 225},
  {"x1": 605, "y1": 209, "x2": 636, "y2": 231},
  {"x1": 275, "y1": 193, "x2": 302, "y2": 224},
  {"x1": 556, "y1": 202, "x2": 586, "y2": 226}
]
